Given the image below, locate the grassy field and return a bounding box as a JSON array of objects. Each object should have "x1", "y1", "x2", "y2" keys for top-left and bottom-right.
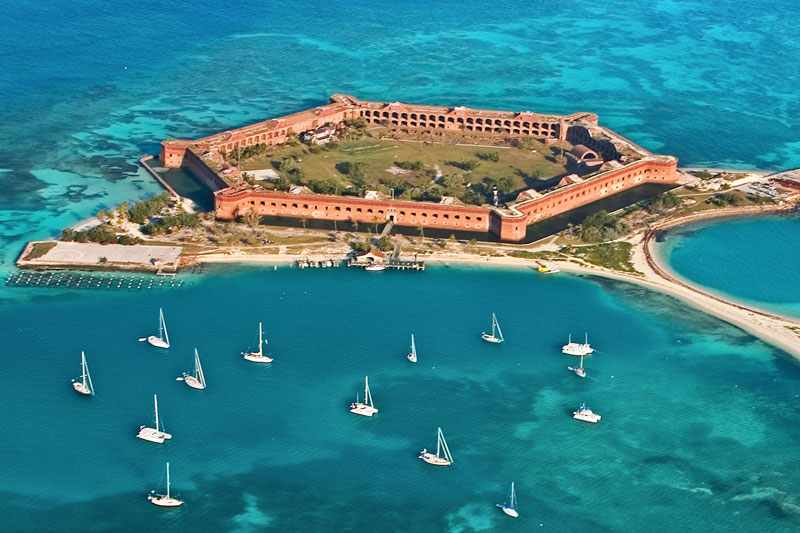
[{"x1": 240, "y1": 132, "x2": 570, "y2": 203}]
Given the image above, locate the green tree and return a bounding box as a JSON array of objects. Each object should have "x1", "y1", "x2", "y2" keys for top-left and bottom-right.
[
  {"x1": 61, "y1": 228, "x2": 76, "y2": 241},
  {"x1": 417, "y1": 225, "x2": 425, "y2": 244},
  {"x1": 118, "y1": 202, "x2": 128, "y2": 222},
  {"x1": 243, "y1": 208, "x2": 261, "y2": 229}
]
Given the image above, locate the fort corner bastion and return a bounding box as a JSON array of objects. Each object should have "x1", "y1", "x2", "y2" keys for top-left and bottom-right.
[{"x1": 159, "y1": 94, "x2": 678, "y2": 242}]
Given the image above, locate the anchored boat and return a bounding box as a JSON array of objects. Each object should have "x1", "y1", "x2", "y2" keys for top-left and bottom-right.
[
  {"x1": 71, "y1": 351, "x2": 94, "y2": 396},
  {"x1": 568, "y1": 354, "x2": 587, "y2": 378},
  {"x1": 497, "y1": 482, "x2": 519, "y2": 518},
  {"x1": 148, "y1": 462, "x2": 183, "y2": 507},
  {"x1": 573, "y1": 403, "x2": 601, "y2": 423},
  {"x1": 243, "y1": 322, "x2": 273, "y2": 363},
  {"x1": 137, "y1": 394, "x2": 173, "y2": 443},
  {"x1": 419, "y1": 427, "x2": 453, "y2": 466},
  {"x1": 481, "y1": 313, "x2": 504, "y2": 344},
  {"x1": 144, "y1": 308, "x2": 170, "y2": 349},
  {"x1": 407, "y1": 334, "x2": 418, "y2": 363},
  {"x1": 180, "y1": 348, "x2": 206, "y2": 389},
  {"x1": 349, "y1": 376, "x2": 378, "y2": 417}
]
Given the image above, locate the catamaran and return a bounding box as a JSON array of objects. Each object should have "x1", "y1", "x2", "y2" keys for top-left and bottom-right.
[
  {"x1": 179, "y1": 348, "x2": 206, "y2": 390},
  {"x1": 137, "y1": 394, "x2": 173, "y2": 443},
  {"x1": 72, "y1": 351, "x2": 94, "y2": 396},
  {"x1": 242, "y1": 322, "x2": 273, "y2": 363},
  {"x1": 568, "y1": 354, "x2": 586, "y2": 378},
  {"x1": 407, "y1": 334, "x2": 417, "y2": 363},
  {"x1": 481, "y1": 313, "x2": 504, "y2": 343},
  {"x1": 148, "y1": 462, "x2": 183, "y2": 507},
  {"x1": 573, "y1": 403, "x2": 601, "y2": 423},
  {"x1": 497, "y1": 482, "x2": 519, "y2": 518},
  {"x1": 419, "y1": 427, "x2": 453, "y2": 466},
  {"x1": 144, "y1": 308, "x2": 170, "y2": 349},
  {"x1": 349, "y1": 376, "x2": 379, "y2": 417},
  {"x1": 562, "y1": 333, "x2": 593, "y2": 356}
]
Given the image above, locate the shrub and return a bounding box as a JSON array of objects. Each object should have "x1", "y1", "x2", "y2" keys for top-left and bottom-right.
[{"x1": 475, "y1": 151, "x2": 499, "y2": 162}]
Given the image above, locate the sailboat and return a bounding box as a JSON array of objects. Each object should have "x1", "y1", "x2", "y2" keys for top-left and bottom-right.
[
  {"x1": 137, "y1": 394, "x2": 173, "y2": 444},
  {"x1": 180, "y1": 348, "x2": 206, "y2": 389},
  {"x1": 407, "y1": 334, "x2": 417, "y2": 363},
  {"x1": 568, "y1": 354, "x2": 586, "y2": 378},
  {"x1": 419, "y1": 427, "x2": 453, "y2": 466},
  {"x1": 562, "y1": 333, "x2": 593, "y2": 356},
  {"x1": 145, "y1": 308, "x2": 170, "y2": 349},
  {"x1": 349, "y1": 376, "x2": 378, "y2": 417},
  {"x1": 71, "y1": 351, "x2": 94, "y2": 396},
  {"x1": 481, "y1": 313, "x2": 504, "y2": 344},
  {"x1": 497, "y1": 482, "x2": 519, "y2": 518},
  {"x1": 148, "y1": 462, "x2": 183, "y2": 507},
  {"x1": 242, "y1": 322, "x2": 273, "y2": 363}
]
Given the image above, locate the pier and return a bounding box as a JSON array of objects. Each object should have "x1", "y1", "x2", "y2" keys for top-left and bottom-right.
[
  {"x1": 346, "y1": 248, "x2": 425, "y2": 271},
  {"x1": 296, "y1": 257, "x2": 341, "y2": 269},
  {"x1": 5, "y1": 271, "x2": 185, "y2": 291}
]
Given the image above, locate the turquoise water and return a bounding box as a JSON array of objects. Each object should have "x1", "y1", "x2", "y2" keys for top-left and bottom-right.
[
  {"x1": 656, "y1": 213, "x2": 800, "y2": 319},
  {"x1": 4, "y1": 266, "x2": 800, "y2": 530},
  {"x1": 4, "y1": 0, "x2": 800, "y2": 530}
]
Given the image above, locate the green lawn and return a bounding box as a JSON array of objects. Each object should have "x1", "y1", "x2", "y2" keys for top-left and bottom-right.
[{"x1": 240, "y1": 133, "x2": 569, "y2": 202}]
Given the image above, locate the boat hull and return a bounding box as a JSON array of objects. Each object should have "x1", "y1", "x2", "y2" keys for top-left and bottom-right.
[
  {"x1": 243, "y1": 353, "x2": 273, "y2": 363},
  {"x1": 147, "y1": 336, "x2": 170, "y2": 349},
  {"x1": 183, "y1": 375, "x2": 205, "y2": 390},
  {"x1": 365, "y1": 265, "x2": 385, "y2": 271},
  {"x1": 137, "y1": 427, "x2": 172, "y2": 443},
  {"x1": 72, "y1": 382, "x2": 91, "y2": 395},
  {"x1": 407, "y1": 353, "x2": 417, "y2": 363},
  {"x1": 148, "y1": 495, "x2": 183, "y2": 507},
  {"x1": 501, "y1": 506, "x2": 519, "y2": 518},
  {"x1": 349, "y1": 403, "x2": 378, "y2": 417},
  {"x1": 562, "y1": 344, "x2": 593, "y2": 356},
  {"x1": 419, "y1": 452, "x2": 451, "y2": 466},
  {"x1": 481, "y1": 334, "x2": 503, "y2": 344},
  {"x1": 573, "y1": 412, "x2": 601, "y2": 423}
]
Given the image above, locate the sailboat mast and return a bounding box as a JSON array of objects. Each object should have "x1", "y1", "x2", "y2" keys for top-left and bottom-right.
[
  {"x1": 158, "y1": 308, "x2": 164, "y2": 340},
  {"x1": 154, "y1": 395, "x2": 159, "y2": 431},
  {"x1": 436, "y1": 427, "x2": 442, "y2": 458},
  {"x1": 365, "y1": 376, "x2": 372, "y2": 407},
  {"x1": 81, "y1": 351, "x2": 88, "y2": 386},
  {"x1": 258, "y1": 322, "x2": 263, "y2": 356},
  {"x1": 166, "y1": 462, "x2": 171, "y2": 498},
  {"x1": 492, "y1": 313, "x2": 497, "y2": 336}
]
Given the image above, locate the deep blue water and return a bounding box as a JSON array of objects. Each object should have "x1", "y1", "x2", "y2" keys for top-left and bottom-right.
[
  {"x1": 3, "y1": 0, "x2": 800, "y2": 530},
  {"x1": 656, "y1": 213, "x2": 800, "y2": 319}
]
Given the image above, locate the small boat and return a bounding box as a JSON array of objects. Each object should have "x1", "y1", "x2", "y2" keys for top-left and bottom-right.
[
  {"x1": 349, "y1": 376, "x2": 378, "y2": 417},
  {"x1": 562, "y1": 333, "x2": 593, "y2": 356},
  {"x1": 148, "y1": 462, "x2": 183, "y2": 507},
  {"x1": 419, "y1": 427, "x2": 453, "y2": 466},
  {"x1": 242, "y1": 322, "x2": 273, "y2": 363},
  {"x1": 567, "y1": 354, "x2": 586, "y2": 378},
  {"x1": 481, "y1": 313, "x2": 504, "y2": 344},
  {"x1": 365, "y1": 263, "x2": 386, "y2": 272},
  {"x1": 181, "y1": 348, "x2": 206, "y2": 390},
  {"x1": 497, "y1": 481, "x2": 519, "y2": 518},
  {"x1": 407, "y1": 334, "x2": 417, "y2": 363},
  {"x1": 573, "y1": 403, "x2": 601, "y2": 423},
  {"x1": 72, "y1": 351, "x2": 95, "y2": 396},
  {"x1": 137, "y1": 394, "x2": 173, "y2": 443},
  {"x1": 146, "y1": 308, "x2": 170, "y2": 349}
]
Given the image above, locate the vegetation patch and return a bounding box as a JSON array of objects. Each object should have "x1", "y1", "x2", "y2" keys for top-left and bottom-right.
[
  {"x1": 567, "y1": 242, "x2": 636, "y2": 272},
  {"x1": 28, "y1": 241, "x2": 57, "y2": 259}
]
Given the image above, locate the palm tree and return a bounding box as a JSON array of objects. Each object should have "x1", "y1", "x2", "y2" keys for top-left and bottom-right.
[
  {"x1": 371, "y1": 215, "x2": 379, "y2": 233},
  {"x1": 351, "y1": 219, "x2": 359, "y2": 233},
  {"x1": 417, "y1": 225, "x2": 424, "y2": 244},
  {"x1": 244, "y1": 208, "x2": 260, "y2": 229},
  {"x1": 300, "y1": 216, "x2": 307, "y2": 231}
]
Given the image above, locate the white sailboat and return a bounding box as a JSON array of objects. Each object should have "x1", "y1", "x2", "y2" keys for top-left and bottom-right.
[
  {"x1": 180, "y1": 348, "x2": 206, "y2": 389},
  {"x1": 562, "y1": 333, "x2": 593, "y2": 356},
  {"x1": 419, "y1": 427, "x2": 453, "y2": 466},
  {"x1": 145, "y1": 308, "x2": 170, "y2": 349},
  {"x1": 407, "y1": 334, "x2": 417, "y2": 363},
  {"x1": 242, "y1": 322, "x2": 273, "y2": 363},
  {"x1": 481, "y1": 313, "x2": 504, "y2": 343},
  {"x1": 568, "y1": 354, "x2": 586, "y2": 378},
  {"x1": 71, "y1": 351, "x2": 94, "y2": 396},
  {"x1": 148, "y1": 462, "x2": 183, "y2": 507},
  {"x1": 497, "y1": 482, "x2": 519, "y2": 518},
  {"x1": 137, "y1": 394, "x2": 173, "y2": 443},
  {"x1": 349, "y1": 376, "x2": 379, "y2": 417}
]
